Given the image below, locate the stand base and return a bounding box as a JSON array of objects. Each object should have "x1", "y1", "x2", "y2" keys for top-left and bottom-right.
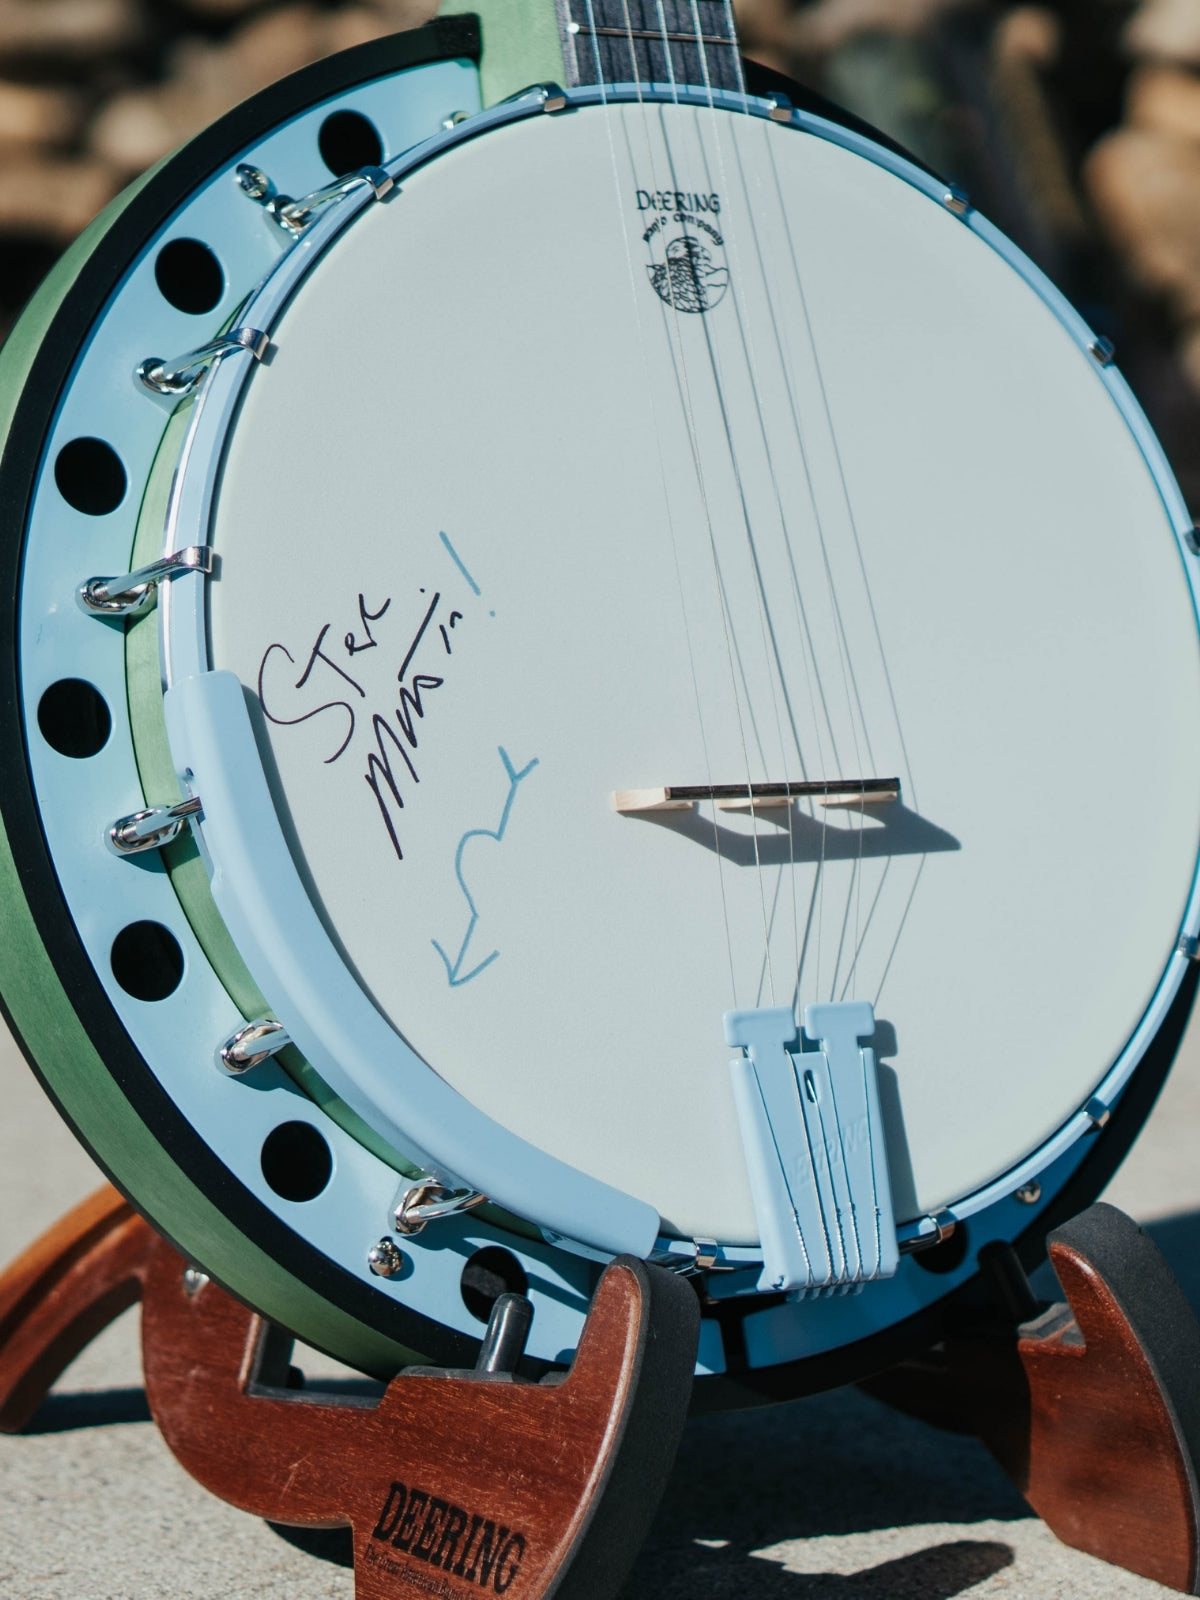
[
  {"x1": 864, "y1": 1203, "x2": 1200, "y2": 1593},
  {"x1": 0, "y1": 1186, "x2": 700, "y2": 1600},
  {"x1": 4, "y1": 1193, "x2": 1200, "y2": 1593}
]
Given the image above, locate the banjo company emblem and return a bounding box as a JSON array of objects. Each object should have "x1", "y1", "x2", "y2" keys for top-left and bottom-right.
[
  {"x1": 369, "y1": 1479, "x2": 528, "y2": 1594},
  {"x1": 637, "y1": 187, "x2": 729, "y2": 313}
]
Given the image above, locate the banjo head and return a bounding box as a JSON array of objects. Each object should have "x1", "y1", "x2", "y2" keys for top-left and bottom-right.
[{"x1": 3, "y1": 22, "x2": 1199, "y2": 1401}]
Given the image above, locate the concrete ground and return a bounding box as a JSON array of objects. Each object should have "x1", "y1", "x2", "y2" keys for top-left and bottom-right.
[{"x1": 2, "y1": 1008, "x2": 1198, "y2": 1599}]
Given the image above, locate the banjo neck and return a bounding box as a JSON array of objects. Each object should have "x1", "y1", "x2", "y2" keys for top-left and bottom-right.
[{"x1": 555, "y1": 0, "x2": 744, "y2": 94}]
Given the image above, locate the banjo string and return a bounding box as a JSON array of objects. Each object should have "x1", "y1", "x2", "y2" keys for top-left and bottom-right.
[
  {"x1": 764, "y1": 128, "x2": 918, "y2": 996},
  {"x1": 613, "y1": 0, "x2": 779, "y2": 1005},
  {"x1": 684, "y1": 5, "x2": 876, "y2": 1011},
  {"x1": 584, "y1": 0, "x2": 749, "y2": 997}
]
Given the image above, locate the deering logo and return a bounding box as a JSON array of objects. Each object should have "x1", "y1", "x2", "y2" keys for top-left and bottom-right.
[
  {"x1": 368, "y1": 1479, "x2": 528, "y2": 1594},
  {"x1": 637, "y1": 187, "x2": 729, "y2": 313}
]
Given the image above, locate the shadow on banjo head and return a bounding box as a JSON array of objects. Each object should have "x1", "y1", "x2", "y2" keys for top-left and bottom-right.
[{"x1": 637, "y1": 801, "x2": 960, "y2": 865}]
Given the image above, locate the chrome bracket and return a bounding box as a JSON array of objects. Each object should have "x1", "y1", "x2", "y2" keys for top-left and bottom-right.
[
  {"x1": 78, "y1": 544, "x2": 214, "y2": 617},
  {"x1": 235, "y1": 161, "x2": 393, "y2": 235},
  {"x1": 218, "y1": 1017, "x2": 292, "y2": 1075},
  {"x1": 393, "y1": 1180, "x2": 487, "y2": 1236},
  {"x1": 726, "y1": 1000, "x2": 899, "y2": 1296},
  {"x1": 1089, "y1": 335, "x2": 1116, "y2": 367},
  {"x1": 942, "y1": 183, "x2": 970, "y2": 216},
  {"x1": 501, "y1": 83, "x2": 568, "y2": 112},
  {"x1": 137, "y1": 327, "x2": 269, "y2": 397},
  {"x1": 767, "y1": 94, "x2": 794, "y2": 122},
  {"x1": 107, "y1": 794, "x2": 202, "y2": 856}
]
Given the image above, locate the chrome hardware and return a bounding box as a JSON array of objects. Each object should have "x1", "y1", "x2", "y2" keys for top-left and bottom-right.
[
  {"x1": 537, "y1": 83, "x2": 568, "y2": 113},
  {"x1": 898, "y1": 1212, "x2": 957, "y2": 1253},
  {"x1": 1185, "y1": 527, "x2": 1200, "y2": 558},
  {"x1": 441, "y1": 109, "x2": 471, "y2": 130},
  {"x1": 182, "y1": 1266, "x2": 209, "y2": 1296},
  {"x1": 236, "y1": 160, "x2": 393, "y2": 234},
  {"x1": 1085, "y1": 1096, "x2": 1111, "y2": 1129},
  {"x1": 270, "y1": 167, "x2": 393, "y2": 232},
  {"x1": 107, "y1": 794, "x2": 202, "y2": 856},
  {"x1": 218, "y1": 1017, "x2": 292, "y2": 1075},
  {"x1": 78, "y1": 544, "x2": 214, "y2": 617},
  {"x1": 943, "y1": 183, "x2": 970, "y2": 216},
  {"x1": 234, "y1": 163, "x2": 273, "y2": 201},
  {"x1": 767, "y1": 95, "x2": 793, "y2": 123},
  {"x1": 393, "y1": 1180, "x2": 487, "y2": 1236},
  {"x1": 694, "y1": 1238, "x2": 719, "y2": 1271},
  {"x1": 1089, "y1": 335, "x2": 1116, "y2": 366},
  {"x1": 367, "y1": 1237, "x2": 406, "y2": 1279},
  {"x1": 1179, "y1": 933, "x2": 1200, "y2": 958},
  {"x1": 138, "y1": 327, "x2": 268, "y2": 397},
  {"x1": 1014, "y1": 1179, "x2": 1042, "y2": 1205},
  {"x1": 647, "y1": 1242, "x2": 699, "y2": 1274}
]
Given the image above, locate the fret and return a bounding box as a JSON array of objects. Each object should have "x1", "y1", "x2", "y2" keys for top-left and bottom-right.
[{"x1": 558, "y1": 0, "x2": 745, "y2": 95}]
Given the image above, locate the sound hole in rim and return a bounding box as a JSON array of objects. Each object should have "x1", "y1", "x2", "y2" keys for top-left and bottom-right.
[
  {"x1": 317, "y1": 109, "x2": 383, "y2": 176},
  {"x1": 261, "y1": 1121, "x2": 334, "y2": 1202},
  {"x1": 111, "y1": 921, "x2": 185, "y2": 1002},
  {"x1": 37, "y1": 678, "x2": 111, "y2": 758},
  {"x1": 53, "y1": 436, "x2": 126, "y2": 516},
  {"x1": 154, "y1": 237, "x2": 224, "y2": 315},
  {"x1": 460, "y1": 1246, "x2": 528, "y2": 1323}
]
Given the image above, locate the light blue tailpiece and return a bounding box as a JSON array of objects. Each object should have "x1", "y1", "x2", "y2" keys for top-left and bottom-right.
[{"x1": 725, "y1": 1001, "x2": 899, "y2": 1297}]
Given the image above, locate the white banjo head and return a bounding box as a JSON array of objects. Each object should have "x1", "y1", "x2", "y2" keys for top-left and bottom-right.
[{"x1": 205, "y1": 100, "x2": 1200, "y2": 1245}]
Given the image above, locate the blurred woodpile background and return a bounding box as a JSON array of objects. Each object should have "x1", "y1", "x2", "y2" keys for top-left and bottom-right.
[{"x1": 2, "y1": 0, "x2": 1200, "y2": 500}]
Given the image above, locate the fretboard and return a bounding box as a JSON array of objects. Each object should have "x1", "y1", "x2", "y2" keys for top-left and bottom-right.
[{"x1": 557, "y1": 0, "x2": 744, "y2": 95}]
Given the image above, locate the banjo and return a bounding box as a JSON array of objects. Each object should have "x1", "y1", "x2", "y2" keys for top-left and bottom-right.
[{"x1": 1, "y1": 0, "x2": 1198, "y2": 1408}]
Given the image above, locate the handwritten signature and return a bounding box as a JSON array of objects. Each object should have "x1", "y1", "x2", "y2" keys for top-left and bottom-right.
[{"x1": 256, "y1": 535, "x2": 481, "y2": 861}]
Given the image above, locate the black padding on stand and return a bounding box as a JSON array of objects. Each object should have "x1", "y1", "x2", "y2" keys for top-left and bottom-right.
[
  {"x1": 551, "y1": 1259, "x2": 699, "y2": 1600},
  {"x1": 1051, "y1": 1202, "x2": 1200, "y2": 1514}
]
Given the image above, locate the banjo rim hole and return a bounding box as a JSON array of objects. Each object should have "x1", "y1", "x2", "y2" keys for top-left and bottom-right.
[
  {"x1": 110, "y1": 920, "x2": 185, "y2": 1002},
  {"x1": 37, "y1": 678, "x2": 111, "y2": 758},
  {"x1": 53, "y1": 436, "x2": 126, "y2": 516},
  {"x1": 154, "y1": 237, "x2": 224, "y2": 315},
  {"x1": 317, "y1": 109, "x2": 383, "y2": 176},
  {"x1": 261, "y1": 1121, "x2": 334, "y2": 1202},
  {"x1": 913, "y1": 1221, "x2": 970, "y2": 1275},
  {"x1": 460, "y1": 1246, "x2": 528, "y2": 1324}
]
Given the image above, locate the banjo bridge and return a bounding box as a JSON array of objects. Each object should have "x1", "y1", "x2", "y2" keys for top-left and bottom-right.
[{"x1": 613, "y1": 779, "x2": 900, "y2": 813}]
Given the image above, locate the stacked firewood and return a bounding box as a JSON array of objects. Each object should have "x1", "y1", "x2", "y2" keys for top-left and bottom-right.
[
  {"x1": 3, "y1": 0, "x2": 1200, "y2": 473},
  {"x1": 1086, "y1": 0, "x2": 1200, "y2": 390},
  {"x1": 0, "y1": 0, "x2": 434, "y2": 336}
]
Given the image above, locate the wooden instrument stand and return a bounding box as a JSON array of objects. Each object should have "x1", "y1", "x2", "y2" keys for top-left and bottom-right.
[
  {"x1": 0, "y1": 1187, "x2": 700, "y2": 1600},
  {"x1": 2, "y1": 1191, "x2": 1199, "y2": 1594}
]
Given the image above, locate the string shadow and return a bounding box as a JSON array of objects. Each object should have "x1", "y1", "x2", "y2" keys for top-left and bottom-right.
[{"x1": 636, "y1": 803, "x2": 959, "y2": 866}]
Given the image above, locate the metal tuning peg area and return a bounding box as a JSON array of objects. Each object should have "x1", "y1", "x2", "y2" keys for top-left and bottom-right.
[
  {"x1": 137, "y1": 327, "x2": 268, "y2": 398},
  {"x1": 217, "y1": 1017, "x2": 292, "y2": 1075},
  {"x1": 235, "y1": 161, "x2": 393, "y2": 234},
  {"x1": 107, "y1": 795, "x2": 202, "y2": 856},
  {"x1": 393, "y1": 1180, "x2": 487, "y2": 1236},
  {"x1": 79, "y1": 545, "x2": 214, "y2": 618}
]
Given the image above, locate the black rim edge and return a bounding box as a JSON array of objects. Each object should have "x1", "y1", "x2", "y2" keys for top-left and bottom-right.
[{"x1": 0, "y1": 17, "x2": 485, "y2": 1378}]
